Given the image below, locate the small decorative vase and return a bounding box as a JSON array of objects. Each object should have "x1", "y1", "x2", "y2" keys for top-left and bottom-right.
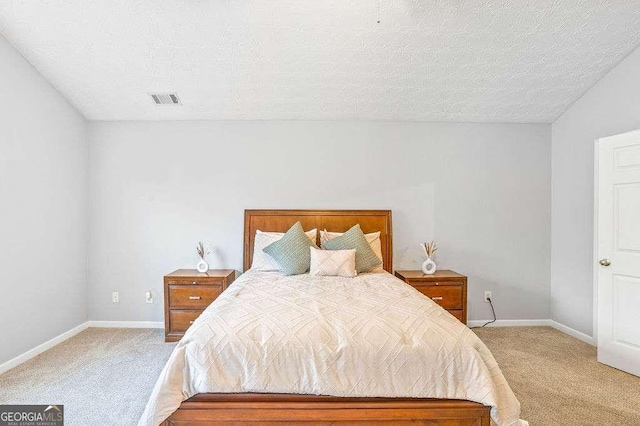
[
  {"x1": 196, "y1": 259, "x2": 209, "y2": 273},
  {"x1": 422, "y1": 257, "x2": 436, "y2": 275}
]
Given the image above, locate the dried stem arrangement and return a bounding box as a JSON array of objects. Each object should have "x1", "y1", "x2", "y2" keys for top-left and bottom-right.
[
  {"x1": 197, "y1": 242, "x2": 211, "y2": 260},
  {"x1": 421, "y1": 241, "x2": 438, "y2": 259}
]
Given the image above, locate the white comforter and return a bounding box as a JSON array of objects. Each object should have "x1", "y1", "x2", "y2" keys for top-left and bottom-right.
[{"x1": 140, "y1": 270, "x2": 527, "y2": 426}]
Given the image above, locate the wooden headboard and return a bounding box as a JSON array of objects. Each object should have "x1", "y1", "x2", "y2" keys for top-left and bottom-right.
[{"x1": 244, "y1": 210, "x2": 393, "y2": 273}]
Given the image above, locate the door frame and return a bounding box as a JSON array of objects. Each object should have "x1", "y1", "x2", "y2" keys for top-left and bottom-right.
[{"x1": 593, "y1": 138, "x2": 600, "y2": 344}]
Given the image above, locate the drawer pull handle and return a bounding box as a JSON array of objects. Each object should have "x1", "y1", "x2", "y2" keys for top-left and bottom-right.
[
  {"x1": 189, "y1": 321, "x2": 195, "y2": 325},
  {"x1": 432, "y1": 296, "x2": 443, "y2": 301},
  {"x1": 189, "y1": 296, "x2": 201, "y2": 300},
  {"x1": 192, "y1": 281, "x2": 197, "y2": 285}
]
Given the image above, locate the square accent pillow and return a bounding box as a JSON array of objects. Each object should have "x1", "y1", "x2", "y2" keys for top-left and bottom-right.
[
  {"x1": 251, "y1": 229, "x2": 317, "y2": 271},
  {"x1": 322, "y1": 224, "x2": 383, "y2": 273},
  {"x1": 321, "y1": 229, "x2": 383, "y2": 272},
  {"x1": 263, "y1": 222, "x2": 318, "y2": 275},
  {"x1": 309, "y1": 247, "x2": 356, "y2": 278}
]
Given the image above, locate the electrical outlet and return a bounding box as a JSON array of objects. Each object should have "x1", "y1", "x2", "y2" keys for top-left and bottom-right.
[
  {"x1": 484, "y1": 291, "x2": 492, "y2": 302},
  {"x1": 145, "y1": 291, "x2": 153, "y2": 304},
  {"x1": 112, "y1": 292, "x2": 119, "y2": 303}
]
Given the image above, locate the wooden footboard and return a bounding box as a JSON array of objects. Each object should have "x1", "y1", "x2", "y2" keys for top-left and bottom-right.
[{"x1": 161, "y1": 393, "x2": 491, "y2": 425}]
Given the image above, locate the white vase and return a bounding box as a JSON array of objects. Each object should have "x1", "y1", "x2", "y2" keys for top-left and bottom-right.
[
  {"x1": 421, "y1": 257, "x2": 436, "y2": 275},
  {"x1": 196, "y1": 259, "x2": 209, "y2": 273}
]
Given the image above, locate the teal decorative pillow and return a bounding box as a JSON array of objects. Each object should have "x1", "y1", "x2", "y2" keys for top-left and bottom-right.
[
  {"x1": 322, "y1": 224, "x2": 383, "y2": 273},
  {"x1": 263, "y1": 222, "x2": 318, "y2": 275}
]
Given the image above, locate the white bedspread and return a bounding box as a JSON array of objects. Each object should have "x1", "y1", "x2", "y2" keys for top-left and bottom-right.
[{"x1": 140, "y1": 270, "x2": 527, "y2": 426}]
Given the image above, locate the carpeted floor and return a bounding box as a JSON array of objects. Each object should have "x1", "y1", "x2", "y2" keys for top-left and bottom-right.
[
  {"x1": 0, "y1": 328, "x2": 176, "y2": 426},
  {"x1": 473, "y1": 327, "x2": 640, "y2": 426},
  {"x1": 0, "y1": 327, "x2": 639, "y2": 426}
]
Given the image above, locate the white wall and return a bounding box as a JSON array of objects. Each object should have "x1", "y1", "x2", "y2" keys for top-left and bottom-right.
[
  {"x1": 0, "y1": 36, "x2": 88, "y2": 364},
  {"x1": 89, "y1": 121, "x2": 551, "y2": 323},
  {"x1": 551, "y1": 45, "x2": 640, "y2": 336}
]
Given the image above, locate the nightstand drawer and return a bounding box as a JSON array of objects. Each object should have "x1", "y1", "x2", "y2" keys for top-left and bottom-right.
[
  {"x1": 169, "y1": 285, "x2": 221, "y2": 309},
  {"x1": 448, "y1": 309, "x2": 464, "y2": 322},
  {"x1": 169, "y1": 310, "x2": 202, "y2": 333},
  {"x1": 414, "y1": 285, "x2": 463, "y2": 309},
  {"x1": 166, "y1": 277, "x2": 225, "y2": 286},
  {"x1": 412, "y1": 279, "x2": 465, "y2": 287}
]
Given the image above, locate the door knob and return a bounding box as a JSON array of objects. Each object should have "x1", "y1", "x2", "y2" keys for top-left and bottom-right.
[{"x1": 599, "y1": 259, "x2": 611, "y2": 267}]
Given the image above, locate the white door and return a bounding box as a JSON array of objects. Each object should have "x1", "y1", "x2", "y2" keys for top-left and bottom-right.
[{"x1": 596, "y1": 130, "x2": 640, "y2": 377}]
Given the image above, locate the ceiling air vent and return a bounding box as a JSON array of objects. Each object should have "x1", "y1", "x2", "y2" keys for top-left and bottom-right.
[{"x1": 150, "y1": 93, "x2": 181, "y2": 105}]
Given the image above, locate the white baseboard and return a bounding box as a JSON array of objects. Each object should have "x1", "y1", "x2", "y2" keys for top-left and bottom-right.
[
  {"x1": 88, "y1": 320, "x2": 164, "y2": 329},
  {"x1": 467, "y1": 319, "x2": 552, "y2": 327},
  {"x1": 550, "y1": 320, "x2": 596, "y2": 346},
  {"x1": 0, "y1": 321, "x2": 89, "y2": 375},
  {"x1": 468, "y1": 318, "x2": 596, "y2": 346}
]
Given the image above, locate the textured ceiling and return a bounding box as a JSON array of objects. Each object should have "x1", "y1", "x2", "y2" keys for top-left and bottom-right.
[{"x1": 1, "y1": 1, "x2": 640, "y2": 122}]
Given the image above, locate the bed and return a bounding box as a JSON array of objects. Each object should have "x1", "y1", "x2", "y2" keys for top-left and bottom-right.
[{"x1": 142, "y1": 210, "x2": 525, "y2": 426}]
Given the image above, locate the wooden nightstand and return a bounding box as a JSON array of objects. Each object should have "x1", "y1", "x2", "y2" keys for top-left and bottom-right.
[
  {"x1": 394, "y1": 270, "x2": 468, "y2": 324},
  {"x1": 164, "y1": 269, "x2": 235, "y2": 342}
]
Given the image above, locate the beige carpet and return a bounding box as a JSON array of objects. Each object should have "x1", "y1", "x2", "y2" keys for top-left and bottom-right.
[
  {"x1": 473, "y1": 327, "x2": 640, "y2": 425},
  {"x1": 0, "y1": 327, "x2": 638, "y2": 426},
  {"x1": 0, "y1": 328, "x2": 176, "y2": 426}
]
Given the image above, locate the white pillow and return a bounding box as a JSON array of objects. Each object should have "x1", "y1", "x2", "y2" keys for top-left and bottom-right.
[
  {"x1": 320, "y1": 229, "x2": 384, "y2": 272},
  {"x1": 309, "y1": 247, "x2": 356, "y2": 278},
  {"x1": 251, "y1": 229, "x2": 317, "y2": 271}
]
